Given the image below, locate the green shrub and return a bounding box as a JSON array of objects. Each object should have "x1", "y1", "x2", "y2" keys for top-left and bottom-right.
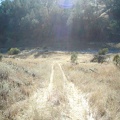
[
  {"x1": 0, "y1": 54, "x2": 2, "y2": 61},
  {"x1": 71, "y1": 52, "x2": 78, "y2": 63},
  {"x1": 43, "y1": 46, "x2": 48, "y2": 52},
  {"x1": 91, "y1": 55, "x2": 106, "y2": 63},
  {"x1": 113, "y1": 55, "x2": 120, "y2": 66},
  {"x1": 91, "y1": 48, "x2": 109, "y2": 63},
  {"x1": 98, "y1": 48, "x2": 109, "y2": 55},
  {"x1": 8, "y1": 48, "x2": 20, "y2": 55}
]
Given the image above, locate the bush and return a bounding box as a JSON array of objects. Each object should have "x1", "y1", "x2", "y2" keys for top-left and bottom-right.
[
  {"x1": 91, "y1": 48, "x2": 109, "y2": 63},
  {"x1": 71, "y1": 52, "x2": 78, "y2": 63},
  {"x1": 43, "y1": 46, "x2": 48, "y2": 52},
  {"x1": 91, "y1": 55, "x2": 106, "y2": 63},
  {"x1": 0, "y1": 54, "x2": 2, "y2": 61},
  {"x1": 113, "y1": 55, "x2": 120, "y2": 66},
  {"x1": 98, "y1": 48, "x2": 109, "y2": 55},
  {"x1": 8, "y1": 48, "x2": 20, "y2": 55}
]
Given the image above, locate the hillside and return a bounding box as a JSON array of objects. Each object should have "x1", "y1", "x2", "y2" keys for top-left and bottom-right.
[{"x1": 0, "y1": 51, "x2": 120, "y2": 120}]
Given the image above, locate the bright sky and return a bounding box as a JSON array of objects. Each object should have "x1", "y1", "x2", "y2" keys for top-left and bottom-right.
[
  {"x1": 59, "y1": 0, "x2": 73, "y2": 8},
  {"x1": 0, "y1": 0, "x2": 3, "y2": 4},
  {"x1": 0, "y1": 0, "x2": 74, "y2": 8},
  {"x1": 0, "y1": 0, "x2": 5, "y2": 3}
]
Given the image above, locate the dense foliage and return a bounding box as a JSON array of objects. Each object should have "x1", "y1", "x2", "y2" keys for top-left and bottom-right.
[
  {"x1": 0, "y1": 53, "x2": 2, "y2": 61},
  {"x1": 113, "y1": 54, "x2": 120, "y2": 66},
  {"x1": 0, "y1": 0, "x2": 120, "y2": 47},
  {"x1": 98, "y1": 48, "x2": 109, "y2": 55},
  {"x1": 71, "y1": 52, "x2": 78, "y2": 63},
  {"x1": 8, "y1": 48, "x2": 20, "y2": 55}
]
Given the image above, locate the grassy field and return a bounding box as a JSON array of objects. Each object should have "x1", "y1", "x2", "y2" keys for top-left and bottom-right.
[
  {"x1": 63, "y1": 62, "x2": 120, "y2": 120},
  {"x1": 0, "y1": 51, "x2": 120, "y2": 120}
]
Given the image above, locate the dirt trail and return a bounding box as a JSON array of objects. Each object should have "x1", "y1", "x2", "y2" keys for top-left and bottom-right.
[
  {"x1": 58, "y1": 63, "x2": 94, "y2": 120},
  {"x1": 9, "y1": 62, "x2": 95, "y2": 120},
  {"x1": 48, "y1": 63, "x2": 54, "y2": 98},
  {"x1": 47, "y1": 62, "x2": 95, "y2": 119}
]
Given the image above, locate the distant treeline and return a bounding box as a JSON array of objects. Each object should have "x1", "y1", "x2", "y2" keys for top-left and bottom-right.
[{"x1": 0, "y1": 0, "x2": 120, "y2": 47}]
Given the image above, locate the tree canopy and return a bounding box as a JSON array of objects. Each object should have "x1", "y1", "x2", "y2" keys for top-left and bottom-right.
[{"x1": 0, "y1": 0, "x2": 120, "y2": 47}]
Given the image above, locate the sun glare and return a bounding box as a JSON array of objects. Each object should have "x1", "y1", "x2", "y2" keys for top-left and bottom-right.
[{"x1": 58, "y1": 0, "x2": 73, "y2": 8}]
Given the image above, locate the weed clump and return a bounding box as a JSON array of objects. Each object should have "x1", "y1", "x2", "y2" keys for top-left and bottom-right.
[
  {"x1": 98, "y1": 48, "x2": 109, "y2": 55},
  {"x1": 8, "y1": 48, "x2": 20, "y2": 55},
  {"x1": 91, "y1": 48, "x2": 109, "y2": 63},
  {"x1": 0, "y1": 53, "x2": 2, "y2": 61},
  {"x1": 71, "y1": 52, "x2": 78, "y2": 63},
  {"x1": 43, "y1": 46, "x2": 48, "y2": 52},
  {"x1": 91, "y1": 55, "x2": 107, "y2": 63},
  {"x1": 113, "y1": 55, "x2": 120, "y2": 66}
]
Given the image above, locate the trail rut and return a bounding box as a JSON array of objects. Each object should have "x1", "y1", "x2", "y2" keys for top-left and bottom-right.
[{"x1": 8, "y1": 62, "x2": 95, "y2": 120}]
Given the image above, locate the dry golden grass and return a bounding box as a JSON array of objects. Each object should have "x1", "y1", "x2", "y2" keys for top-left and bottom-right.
[
  {"x1": 0, "y1": 51, "x2": 120, "y2": 120},
  {"x1": 0, "y1": 57, "x2": 51, "y2": 120},
  {"x1": 48, "y1": 63, "x2": 66, "y2": 106},
  {"x1": 63, "y1": 61, "x2": 120, "y2": 120}
]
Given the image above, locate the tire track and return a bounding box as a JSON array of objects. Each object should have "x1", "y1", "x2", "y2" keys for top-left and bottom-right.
[
  {"x1": 48, "y1": 63, "x2": 54, "y2": 96},
  {"x1": 58, "y1": 63, "x2": 95, "y2": 120},
  {"x1": 10, "y1": 62, "x2": 95, "y2": 120}
]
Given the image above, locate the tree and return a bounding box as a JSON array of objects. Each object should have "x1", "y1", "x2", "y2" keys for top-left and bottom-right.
[{"x1": 0, "y1": 0, "x2": 120, "y2": 47}]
